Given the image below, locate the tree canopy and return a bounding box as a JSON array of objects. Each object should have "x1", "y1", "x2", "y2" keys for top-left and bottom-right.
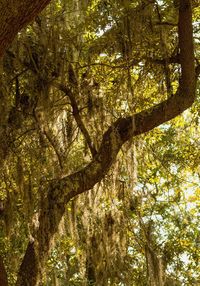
[{"x1": 0, "y1": 0, "x2": 200, "y2": 285}]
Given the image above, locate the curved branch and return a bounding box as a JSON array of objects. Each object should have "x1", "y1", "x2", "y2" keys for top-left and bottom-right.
[
  {"x1": 55, "y1": 0, "x2": 196, "y2": 201},
  {"x1": 0, "y1": 0, "x2": 51, "y2": 57}
]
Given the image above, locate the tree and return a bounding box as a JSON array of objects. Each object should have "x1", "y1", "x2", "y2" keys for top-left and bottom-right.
[
  {"x1": 0, "y1": 0, "x2": 199, "y2": 285},
  {"x1": 0, "y1": 0, "x2": 51, "y2": 57}
]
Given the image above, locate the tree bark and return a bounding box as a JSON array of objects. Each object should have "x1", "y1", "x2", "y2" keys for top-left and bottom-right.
[
  {"x1": 16, "y1": 0, "x2": 197, "y2": 285},
  {"x1": 0, "y1": 0, "x2": 51, "y2": 57}
]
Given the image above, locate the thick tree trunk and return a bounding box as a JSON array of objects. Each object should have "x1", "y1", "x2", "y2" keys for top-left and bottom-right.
[
  {"x1": 16, "y1": 1, "x2": 196, "y2": 285},
  {"x1": 16, "y1": 242, "x2": 40, "y2": 286},
  {"x1": 16, "y1": 194, "x2": 66, "y2": 285},
  {"x1": 0, "y1": 0, "x2": 51, "y2": 57}
]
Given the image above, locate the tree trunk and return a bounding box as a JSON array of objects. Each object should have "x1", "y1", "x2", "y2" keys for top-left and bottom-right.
[
  {"x1": 16, "y1": 242, "x2": 40, "y2": 286},
  {"x1": 0, "y1": 0, "x2": 51, "y2": 57},
  {"x1": 16, "y1": 193, "x2": 66, "y2": 285}
]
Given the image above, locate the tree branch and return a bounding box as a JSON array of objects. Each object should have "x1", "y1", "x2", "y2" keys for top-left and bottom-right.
[
  {"x1": 54, "y1": 83, "x2": 97, "y2": 157},
  {"x1": 0, "y1": 0, "x2": 51, "y2": 57},
  {"x1": 52, "y1": 0, "x2": 196, "y2": 201}
]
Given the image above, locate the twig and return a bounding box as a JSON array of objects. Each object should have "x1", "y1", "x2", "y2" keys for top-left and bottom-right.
[{"x1": 53, "y1": 82, "x2": 97, "y2": 157}]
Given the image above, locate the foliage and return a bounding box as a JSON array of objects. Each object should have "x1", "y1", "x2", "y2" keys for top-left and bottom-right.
[{"x1": 0, "y1": 0, "x2": 199, "y2": 285}]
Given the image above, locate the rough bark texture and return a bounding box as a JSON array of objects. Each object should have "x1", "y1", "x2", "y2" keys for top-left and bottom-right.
[
  {"x1": 16, "y1": 243, "x2": 38, "y2": 286},
  {"x1": 0, "y1": 0, "x2": 51, "y2": 57},
  {"x1": 16, "y1": 0, "x2": 197, "y2": 285}
]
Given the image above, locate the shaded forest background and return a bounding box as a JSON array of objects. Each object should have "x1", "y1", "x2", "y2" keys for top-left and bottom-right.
[{"x1": 0, "y1": 0, "x2": 200, "y2": 285}]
